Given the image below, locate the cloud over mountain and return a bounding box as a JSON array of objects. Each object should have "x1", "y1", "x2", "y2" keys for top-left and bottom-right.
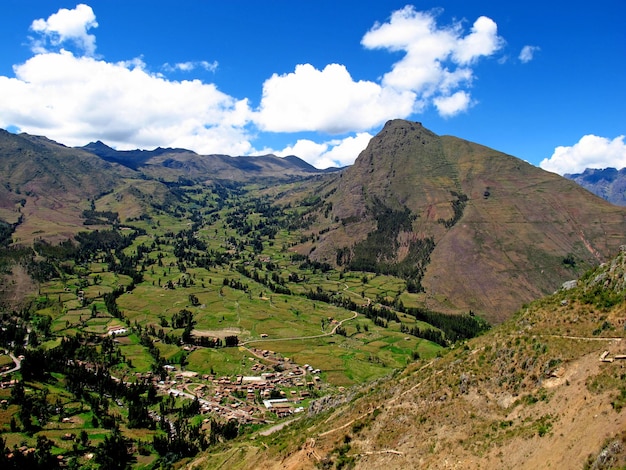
[
  {"x1": 540, "y1": 135, "x2": 626, "y2": 175},
  {"x1": 0, "y1": 4, "x2": 513, "y2": 169}
]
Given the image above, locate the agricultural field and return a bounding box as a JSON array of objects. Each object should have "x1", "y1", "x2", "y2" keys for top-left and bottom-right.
[{"x1": 0, "y1": 180, "x2": 486, "y2": 468}]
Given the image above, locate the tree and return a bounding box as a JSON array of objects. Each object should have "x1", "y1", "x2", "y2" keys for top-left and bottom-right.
[
  {"x1": 94, "y1": 427, "x2": 135, "y2": 470},
  {"x1": 79, "y1": 429, "x2": 90, "y2": 448},
  {"x1": 34, "y1": 434, "x2": 58, "y2": 469}
]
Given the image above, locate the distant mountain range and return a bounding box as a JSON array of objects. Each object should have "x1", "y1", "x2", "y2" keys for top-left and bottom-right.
[
  {"x1": 0, "y1": 130, "x2": 338, "y2": 243},
  {"x1": 564, "y1": 167, "x2": 626, "y2": 206},
  {"x1": 81, "y1": 140, "x2": 340, "y2": 180}
]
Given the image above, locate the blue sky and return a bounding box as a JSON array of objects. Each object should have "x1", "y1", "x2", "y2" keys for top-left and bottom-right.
[{"x1": 0, "y1": 1, "x2": 624, "y2": 174}]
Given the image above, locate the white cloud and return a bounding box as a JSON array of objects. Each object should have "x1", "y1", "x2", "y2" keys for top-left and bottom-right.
[
  {"x1": 254, "y1": 63, "x2": 414, "y2": 133},
  {"x1": 363, "y1": 7, "x2": 503, "y2": 105},
  {"x1": 453, "y1": 16, "x2": 504, "y2": 64},
  {"x1": 320, "y1": 133, "x2": 373, "y2": 167},
  {"x1": 434, "y1": 91, "x2": 472, "y2": 117},
  {"x1": 519, "y1": 45, "x2": 540, "y2": 63},
  {"x1": 256, "y1": 6, "x2": 504, "y2": 130},
  {"x1": 275, "y1": 132, "x2": 372, "y2": 169},
  {"x1": 540, "y1": 135, "x2": 626, "y2": 175},
  {"x1": 30, "y1": 4, "x2": 98, "y2": 56},
  {"x1": 163, "y1": 60, "x2": 219, "y2": 73},
  {"x1": 0, "y1": 50, "x2": 253, "y2": 155},
  {"x1": 276, "y1": 139, "x2": 328, "y2": 162}
]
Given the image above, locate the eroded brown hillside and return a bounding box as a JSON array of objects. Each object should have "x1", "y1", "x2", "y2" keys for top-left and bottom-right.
[{"x1": 305, "y1": 120, "x2": 626, "y2": 322}]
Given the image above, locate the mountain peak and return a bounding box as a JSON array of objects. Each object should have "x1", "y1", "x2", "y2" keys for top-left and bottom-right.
[{"x1": 312, "y1": 122, "x2": 626, "y2": 322}]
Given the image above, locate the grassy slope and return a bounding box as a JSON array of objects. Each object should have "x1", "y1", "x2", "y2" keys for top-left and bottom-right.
[{"x1": 192, "y1": 247, "x2": 626, "y2": 469}]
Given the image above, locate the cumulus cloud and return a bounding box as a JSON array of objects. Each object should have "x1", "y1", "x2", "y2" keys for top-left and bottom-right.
[
  {"x1": 30, "y1": 3, "x2": 98, "y2": 56},
  {"x1": 256, "y1": 6, "x2": 504, "y2": 129},
  {"x1": 275, "y1": 132, "x2": 373, "y2": 169},
  {"x1": 254, "y1": 63, "x2": 413, "y2": 133},
  {"x1": 519, "y1": 45, "x2": 540, "y2": 63},
  {"x1": 453, "y1": 16, "x2": 504, "y2": 64},
  {"x1": 434, "y1": 91, "x2": 472, "y2": 117},
  {"x1": 362, "y1": 7, "x2": 502, "y2": 110},
  {"x1": 540, "y1": 135, "x2": 626, "y2": 175},
  {"x1": 0, "y1": 50, "x2": 253, "y2": 155}
]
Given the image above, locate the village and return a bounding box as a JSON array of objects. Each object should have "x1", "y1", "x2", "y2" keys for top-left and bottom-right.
[{"x1": 157, "y1": 346, "x2": 325, "y2": 423}]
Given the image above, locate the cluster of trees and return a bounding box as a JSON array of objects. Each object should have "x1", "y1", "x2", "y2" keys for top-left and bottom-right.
[
  {"x1": 405, "y1": 307, "x2": 490, "y2": 343},
  {"x1": 0, "y1": 435, "x2": 61, "y2": 469},
  {"x1": 400, "y1": 323, "x2": 447, "y2": 346},
  {"x1": 82, "y1": 209, "x2": 120, "y2": 226},
  {"x1": 9, "y1": 327, "x2": 238, "y2": 466},
  {"x1": 235, "y1": 264, "x2": 292, "y2": 295},
  {"x1": 437, "y1": 191, "x2": 468, "y2": 228},
  {"x1": 343, "y1": 199, "x2": 435, "y2": 292}
]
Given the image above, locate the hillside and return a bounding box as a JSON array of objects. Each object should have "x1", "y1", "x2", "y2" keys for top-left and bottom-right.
[
  {"x1": 2, "y1": 122, "x2": 626, "y2": 323},
  {"x1": 1, "y1": 123, "x2": 626, "y2": 469},
  {"x1": 0, "y1": 130, "x2": 137, "y2": 243},
  {"x1": 192, "y1": 246, "x2": 626, "y2": 470},
  {"x1": 565, "y1": 167, "x2": 626, "y2": 206},
  {"x1": 299, "y1": 120, "x2": 626, "y2": 322}
]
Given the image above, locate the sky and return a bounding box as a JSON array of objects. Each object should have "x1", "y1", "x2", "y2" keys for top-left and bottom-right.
[{"x1": 0, "y1": 1, "x2": 624, "y2": 174}]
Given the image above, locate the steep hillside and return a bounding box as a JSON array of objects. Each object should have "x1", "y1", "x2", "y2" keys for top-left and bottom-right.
[
  {"x1": 304, "y1": 120, "x2": 626, "y2": 322},
  {"x1": 0, "y1": 130, "x2": 135, "y2": 243},
  {"x1": 566, "y1": 167, "x2": 626, "y2": 206},
  {"x1": 193, "y1": 246, "x2": 626, "y2": 470}
]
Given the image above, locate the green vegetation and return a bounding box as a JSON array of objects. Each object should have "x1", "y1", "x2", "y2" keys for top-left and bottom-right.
[
  {"x1": 341, "y1": 198, "x2": 435, "y2": 292},
  {"x1": 0, "y1": 179, "x2": 488, "y2": 468}
]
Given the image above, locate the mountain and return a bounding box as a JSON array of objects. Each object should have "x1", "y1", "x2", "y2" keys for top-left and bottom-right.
[
  {"x1": 3, "y1": 123, "x2": 626, "y2": 469},
  {"x1": 0, "y1": 129, "x2": 337, "y2": 244},
  {"x1": 3, "y1": 123, "x2": 626, "y2": 323},
  {"x1": 0, "y1": 129, "x2": 135, "y2": 243},
  {"x1": 195, "y1": 246, "x2": 626, "y2": 469},
  {"x1": 298, "y1": 120, "x2": 626, "y2": 322},
  {"x1": 565, "y1": 167, "x2": 626, "y2": 206},
  {"x1": 80, "y1": 141, "x2": 335, "y2": 182}
]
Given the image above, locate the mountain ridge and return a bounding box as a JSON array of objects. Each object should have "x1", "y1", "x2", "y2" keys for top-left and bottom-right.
[
  {"x1": 565, "y1": 167, "x2": 626, "y2": 206},
  {"x1": 79, "y1": 139, "x2": 337, "y2": 179}
]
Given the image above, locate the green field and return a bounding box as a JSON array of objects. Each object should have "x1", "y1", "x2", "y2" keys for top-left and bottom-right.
[{"x1": 0, "y1": 180, "x2": 487, "y2": 468}]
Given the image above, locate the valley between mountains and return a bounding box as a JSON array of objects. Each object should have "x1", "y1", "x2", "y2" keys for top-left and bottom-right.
[{"x1": 0, "y1": 120, "x2": 625, "y2": 469}]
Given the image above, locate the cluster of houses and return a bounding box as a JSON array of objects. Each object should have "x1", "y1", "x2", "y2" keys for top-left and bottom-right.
[
  {"x1": 157, "y1": 348, "x2": 324, "y2": 422},
  {"x1": 1, "y1": 336, "x2": 326, "y2": 428}
]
